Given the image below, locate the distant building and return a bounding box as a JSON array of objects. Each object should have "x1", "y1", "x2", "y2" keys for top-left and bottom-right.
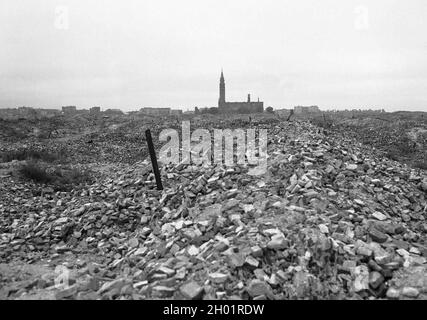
[
  {"x1": 90, "y1": 106, "x2": 101, "y2": 114},
  {"x1": 198, "y1": 107, "x2": 210, "y2": 113},
  {"x1": 294, "y1": 106, "x2": 320, "y2": 114},
  {"x1": 170, "y1": 109, "x2": 183, "y2": 116},
  {"x1": 139, "y1": 107, "x2": 171, "y2": 116},
  {"x1": 104, "y1": 109, "x2": 124, "y2": 116},
  {"x1": 0, "y1": 109, "x2": 13, "y2": 120},
  {"x1": 16, "y1": 107, "x2": 37, "y2": 119},
  {"x1": 0, "y1": 108, "x2": 35, "y2": 120},
  {"x1": 0, "y1": 107, "x2": 60, "y2": 120},
  {"x1": 62, "y1": 106, "x2": 77, "y2": 114},
  {"x1": 275, "y1": 109, "x2": 293, "y2": 117},
  {"x1": 38, "y1": 109, "x2": 61, "y2": 118},
  {"x1": 218, "y1": 70, "x2": 264, "y2": 114}
]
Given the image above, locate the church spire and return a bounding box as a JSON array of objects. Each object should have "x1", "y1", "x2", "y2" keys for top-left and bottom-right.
[{"x1": 219, "y1": 69, "x2": 226, "y2": 108}]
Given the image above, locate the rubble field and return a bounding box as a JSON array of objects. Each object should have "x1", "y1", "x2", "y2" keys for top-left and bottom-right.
[
  {"x1": 312, "y1": 111, "x2": 427, "y2": 169},
  {"x1": 0, "y1": 113, "x2": 426, "y2": 300}
]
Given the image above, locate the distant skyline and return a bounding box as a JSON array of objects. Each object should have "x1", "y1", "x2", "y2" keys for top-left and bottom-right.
[{"x1": 1, "y1": 0, "x2": 427, "y2": 111}]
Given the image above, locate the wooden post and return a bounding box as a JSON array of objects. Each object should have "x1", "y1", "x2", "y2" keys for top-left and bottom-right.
[{"x1": 145, "y1": 129, "x2": 163, "y2": 190}]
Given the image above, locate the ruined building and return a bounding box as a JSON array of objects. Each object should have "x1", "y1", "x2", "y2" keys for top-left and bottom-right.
[
  {"x1": 62, "y1": 106, "x2": 77, "y2": 114},
  {"x1": 90, "y1": 106, "x2": 101, "y2": 114},
  {"x1": 140, "y1": 107, "x2": 171, "y2": 116},
  {"x1": 294, "y1": 106, "x2": 320, "y2": 114},
  {"x1": 0, "y1": 107, "x2": 60, "y2": 120},
  {"x1": 218, "y1": 71, "x2": 264, "y2": 114}
]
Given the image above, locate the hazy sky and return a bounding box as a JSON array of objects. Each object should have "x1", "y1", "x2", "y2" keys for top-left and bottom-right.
[{"x1": 1, "y1": 0, "x2": 426, "y2": 111}]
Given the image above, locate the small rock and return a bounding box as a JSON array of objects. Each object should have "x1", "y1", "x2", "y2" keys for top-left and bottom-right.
[
  {"x1": 247, "y1": 279, "x2": 273, "y2": 299},
  {"x1": 187, "y1": 245, "x2": 200, "y2": 256},
  {"x1": 267, "y1": 274, "x2": 279, "y2": 286},
  {"x1": 152, "y1": 286, "x2": 175, "y2": 298},
  {"x1": 55, "y1": 245, "x2": 69, "y2": 253},
  {"x1": 369, "y1": 229, "x2": 388, "y2": 243},
  {"x1": 346, "y1": 164, "x2": 358, "y2": 171},
  {"x1": 356, "y1": 246, "x2": 373, "y2": 258},
  {"x1": 158, "y1": 266, "x2": 175, "y2": 277},
  {"x1": 267, "y1": 235, "x2": 287, "y2": 250},
  {"x1": 354, "y1": 265, "x2": 370, "y2": 292},
  {"x1": 401, "y1": 287, "x2": 419, "y2": 298},
  {"x1": 128, "y1": 238, "x2": 139, "y2": 248},
  {"x1": 372, "y1": 212, "x2": 387, "y2": 221},
  {"x1": 133, "y1": 280, "x2": 148, "y2": 289},
  {"x1": 228, "y1": 253, "x2": 245, "y2": 268},
  {"x1": 409, "y1": 247, "x2": 421, "y2": 255},
  {"x1": 55, "y1": 217, "x2": 68, "y2": 224},
  {"x1": 180, "y1": 281, "x2": 204, "y2": 300},
  {"x1": 369, "y1": 271, "x2": 384, "y2": 289},
  {"x1": 342, "y1": 260, "x2": 357, "y2": 274},
  {"x1": 318, "y1": 224, "x2": 329, "y2": 234},
  {"x1": 214, "y1": 241, "x2": 229, "y2": 252},
  {"x1": 386, "y1": 288, "x2": 400, "y2": 299},
  {"x1": 55, "y1": 285, "x2": 78, "y2": 300},
  {"x1": 245, "y1": 256, "x2": 260, "y2": 268},
  {"x1": 375, "y1": 222, "x2": 403, "y2": 235},
  {"x1": 253, "y1": 269, "x2": 269, "y2": 281},
  {"x1": 354, "y1": 199, "x2": 365, "y2": 206},
  {"x1": 251, "y1": 246, "x2": 263, "y2": 257},
  {"x1": 119, "y1": 284, "x2": 133, "y2": 296},
  {"x1": 209, "y1": 272, "x2": 229, "y2": 284},
  {"x1": 134, "y1": 247, "x2": 147, "y2": 256},
  {"x1": 98, "y1": 278, "x2": 126, "y2": 294},
  {"x1": 396, "y1": 248, "x2": 410, "y2": 258}
]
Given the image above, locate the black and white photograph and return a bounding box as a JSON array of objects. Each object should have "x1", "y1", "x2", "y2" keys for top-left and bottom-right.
[{"x1": 0, "y1": 0, "x2": 426, "y2": 309}]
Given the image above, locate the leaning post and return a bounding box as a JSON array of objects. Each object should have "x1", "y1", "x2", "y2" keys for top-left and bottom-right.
[{"x1": 145, "y1": 129, "x2": 163, "y2": 190}]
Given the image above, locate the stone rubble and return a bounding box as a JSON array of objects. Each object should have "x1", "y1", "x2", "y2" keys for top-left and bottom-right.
[{"x1": 0, "y1": 119, "x2": 426, "y2": 300}]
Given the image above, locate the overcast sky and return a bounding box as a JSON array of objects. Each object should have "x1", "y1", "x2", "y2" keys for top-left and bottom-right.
[{"x1": 1, "y1": 0, "x2": 426, "y2": 111}]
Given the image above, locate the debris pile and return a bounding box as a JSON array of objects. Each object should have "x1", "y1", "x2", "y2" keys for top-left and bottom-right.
[{"x1": 0, "y1": 119, "x2": 426, "y2": 300}]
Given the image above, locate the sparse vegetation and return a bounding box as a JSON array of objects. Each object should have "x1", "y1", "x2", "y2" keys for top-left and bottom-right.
[
  {"x1": 18, "y1": 161, "x2": 52, "y2": 183},
  {"x1": 18, "y1": 160, "x2": 93, "y2": 191},
  {"x1": 0, "y1": 148, "x2": 66, "y2": 163}
]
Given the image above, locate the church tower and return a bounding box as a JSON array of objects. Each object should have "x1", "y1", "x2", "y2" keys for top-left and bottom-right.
[{"x1": 218, "y1": 70, "x2": 226, "y2": 108}]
